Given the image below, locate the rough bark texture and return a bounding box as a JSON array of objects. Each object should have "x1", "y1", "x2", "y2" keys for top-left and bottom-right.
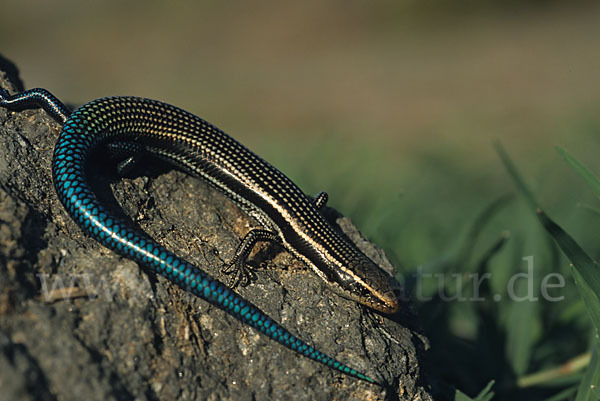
[{"x1": 0, "y1": 59, "x2": 435, "y2": 401}]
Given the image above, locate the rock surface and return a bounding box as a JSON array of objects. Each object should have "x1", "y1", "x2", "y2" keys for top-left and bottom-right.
[{"x1": 0, "y1": 59, "x2": 434, "y2": 401}]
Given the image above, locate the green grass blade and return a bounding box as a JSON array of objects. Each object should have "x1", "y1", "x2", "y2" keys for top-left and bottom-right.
[
  {"x1": 454, "y1": 380, "x2": 495, "y2": 401},
  {"x1": 574, "y1": 339, "x2": 600, "y2": 401},
  {"x1": 455, "y1": 195, "x2": 513, "y2": 268},
  {"x1": 494, "y1": 142, "x2": 538, "y2": 210},
  {"x1": 454, "y1": 389, "x2": 476, "y2": 401},
  {"x1": 473, "y1": 380, "x2": 495, "y2": 401},
  {"x1": 506, "y1": 287, "x2": 538, "y2": 375},
  {"x1": 518, "y1": 352, "x2": 591, "y2": 388},
  {"x1": 557, "y1": 146, "x2": 600, "y2": 198},
  {"x1": 543, "y1": 386, "x2": 578, "y2": 401},
  {"x1": 571, "y1": 264, "x2": 600, "y2": 337},
  {"x1": 496, "y1": 143, "x2": 600, "y2": 336},
  {"x1": 498, "y1": 144, "x2": 600, "y2": 401},
  {"x1": 578, "y1": 203, "x2": 600, "y2": 216},
  {"x1": 537, "y1": 209, "x2": 600, "y2": 336}
]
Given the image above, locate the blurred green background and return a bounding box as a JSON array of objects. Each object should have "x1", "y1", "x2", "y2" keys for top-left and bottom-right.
[{"x1": 2, "y1": 1, "x2": 600, "y2": 399}]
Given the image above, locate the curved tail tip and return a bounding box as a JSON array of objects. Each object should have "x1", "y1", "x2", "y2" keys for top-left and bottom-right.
[{"x1": 359, "y1": 373, "x2": 380, "y2": 385}]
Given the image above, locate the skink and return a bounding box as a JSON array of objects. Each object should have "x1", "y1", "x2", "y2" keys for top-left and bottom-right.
[{"x1": 0, "y1": 87, "x2": 399, "y2": 384}]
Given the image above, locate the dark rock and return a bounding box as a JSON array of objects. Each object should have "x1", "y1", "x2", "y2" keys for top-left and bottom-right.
[{"x1": 0, "y1": 62, "x2": 434, "y2": 401}]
